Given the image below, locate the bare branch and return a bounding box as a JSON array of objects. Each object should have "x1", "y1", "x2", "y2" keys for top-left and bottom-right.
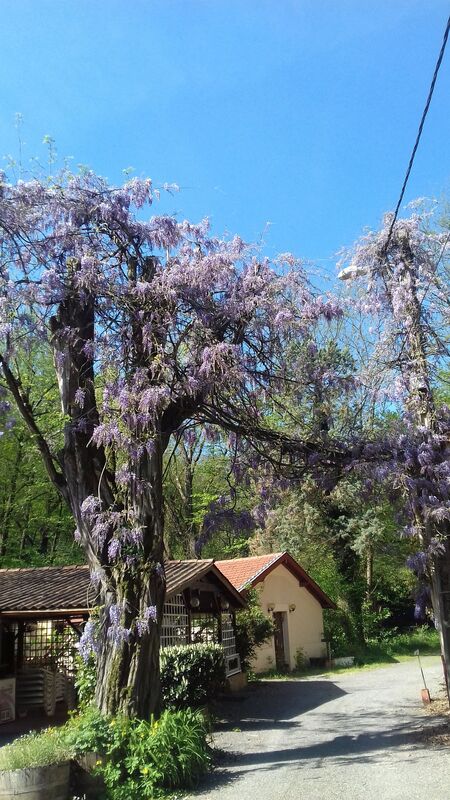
[{"x1": 0, "y1": 354, "x2": 68, "y2": 502}]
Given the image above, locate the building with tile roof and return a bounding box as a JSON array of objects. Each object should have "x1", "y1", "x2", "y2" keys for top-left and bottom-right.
[
  {"x1": 216, "y1": 551, "x2": 335, "y2": 672},
  {"x1": 0, "y1": 560, "x2": 245, "y2": 719}
]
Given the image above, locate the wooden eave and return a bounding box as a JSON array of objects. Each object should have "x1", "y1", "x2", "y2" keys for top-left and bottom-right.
[
  {"x1": 0, "y1": 608, "x2": 90, "y2": 620},
  {"x1": 246, "y1": 551, "x2": 336, "y2": 610}
]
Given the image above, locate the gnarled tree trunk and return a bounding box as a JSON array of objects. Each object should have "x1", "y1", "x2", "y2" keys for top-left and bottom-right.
[
  {"x1": 95, "y1": 443, "x2": 167, "y2": 718},
  {"x1": 50, "y1": 279, "x2": 169, "y2": 717},
  {"x1": 95, "y1": 564, "x2": 165, "y2": 717}
]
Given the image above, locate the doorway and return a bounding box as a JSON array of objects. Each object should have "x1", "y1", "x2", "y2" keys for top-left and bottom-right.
[{"x1": 273, "y1": 612, "x2": 288, "y2": 671}]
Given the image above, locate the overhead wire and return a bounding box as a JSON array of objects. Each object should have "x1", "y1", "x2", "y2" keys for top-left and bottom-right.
[{"x1": 385, "y1": 14, "x2": 450, "y2": 251}]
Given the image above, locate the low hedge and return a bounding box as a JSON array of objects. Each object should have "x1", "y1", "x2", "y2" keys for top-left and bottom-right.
[{"x1": 160, "y1": 643, "x2": 226, "y2": 709}]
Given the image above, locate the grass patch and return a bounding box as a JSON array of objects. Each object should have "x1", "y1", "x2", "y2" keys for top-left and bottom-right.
[
  {"x1": 351, "y1": 626, "x2": 440, "y2": 666},
  {"x1": 0, "y1": 728, "x2": 69, "y2": 771},
  {"x1": 256, "y1": 626, "x2": 441, "y2": 680}
]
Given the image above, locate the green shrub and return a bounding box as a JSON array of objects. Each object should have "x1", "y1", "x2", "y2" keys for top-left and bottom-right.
[
  {"x1": 74, "y1": 642, "x2": 225, "y2": 713},
  {"x1": 160, "y1": 643, "x2": 225, "y2": 709},
  {"x1": 323, "y1": 605, "x2": 360, "y2": 657},
  {"x1": 60, "y1": 708, "x2": 210, "y2": 799},
  {"x1": 60, "y1": 705, "x2": 113, "y2": 756},
  {"x1": 74, "y1": 653, "x2": 97, "y2": 709},
  {"x1": 294, "y1": 647, "x2": 307, "y2": 671},
  {"x1": 0, "y1": 728, "x2": 69, "y2": 771},
  {"x1": 235, "y1": 587, "x2": 274, "y2": 671}
]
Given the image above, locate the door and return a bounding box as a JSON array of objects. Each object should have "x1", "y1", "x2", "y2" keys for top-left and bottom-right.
[{"x1": 273, "y1": 612, "x2": 288, "y2": 671}]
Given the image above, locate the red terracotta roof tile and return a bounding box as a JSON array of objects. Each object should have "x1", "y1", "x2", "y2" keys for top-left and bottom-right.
[
  {"x1": 215, "y1": 553, "x2": 283, "y2": 591},
  {"x1": 215, "y1": 552, "x2": 336, "y2": 609}
]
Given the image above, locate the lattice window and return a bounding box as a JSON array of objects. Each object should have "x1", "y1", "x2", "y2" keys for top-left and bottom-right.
[
  {"x1": 191, "y1": 613, "x2": 219, "y2": 645},
  {"x1": 22, "y1": 620, "x2": 79, "y2": 675},
  {"x1": 161, "y1": 594, "x2": 189, "y2": 649},
  {"x1": 221, "y1": 613, "x2": 237, "y2": 656}
]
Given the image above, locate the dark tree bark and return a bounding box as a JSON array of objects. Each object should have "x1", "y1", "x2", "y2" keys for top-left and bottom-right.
[
  {"x1": 48, "y1": 278, "x2": 171, "y2": 717},
  {"x1": 94, "y1": 443, "x2": 167, "y2": 717}
]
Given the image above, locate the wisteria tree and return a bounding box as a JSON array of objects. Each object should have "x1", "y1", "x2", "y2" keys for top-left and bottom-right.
[
  {"x1": 0, "y1": 169, "x2": 345, "y2": 717},
  {"x1": 339, "y1": 205, "x2": 450, "y2": 693}
]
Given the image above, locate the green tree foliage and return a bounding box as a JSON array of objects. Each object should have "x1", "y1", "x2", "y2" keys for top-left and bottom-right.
[
  {"x1": 0, "y1": 346, "x2": 77, "y2": 567},
  {"x1": 250, "y1": 477, "x2": 416, "y2": 648},
  {"x1": 164, "y1": 430, "x2": 254, "y2": 560},
  {"x1": 164, "y1": 433, "x2": 230, "y2": 559},
  {"x1": 235, "y1": 588, "x2": 275, "y2": 671}
]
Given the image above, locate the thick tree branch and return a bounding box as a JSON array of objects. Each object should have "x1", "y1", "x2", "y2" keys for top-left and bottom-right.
[{"x1": 0, "y1": 354, "x2": 69, "y2": 502}]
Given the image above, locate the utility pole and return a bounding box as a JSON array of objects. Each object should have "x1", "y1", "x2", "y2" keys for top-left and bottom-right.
[{"x1": 389, "y1": 231, "x2": 450, "y2": 702}]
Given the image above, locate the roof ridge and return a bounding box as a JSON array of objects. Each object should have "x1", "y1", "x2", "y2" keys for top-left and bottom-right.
[
  {"x1": 236, "y1": 552, "x2": 284, "y2": 589},
  {"x1": 0, "y1": 564, "x2": 88, "y2": 574},
  {"x1": 215, "y1": 552, "x2": 283, "y2": 565},
  {"x1": 167, "y1": 558, "x2": 214, "y2": 565}
]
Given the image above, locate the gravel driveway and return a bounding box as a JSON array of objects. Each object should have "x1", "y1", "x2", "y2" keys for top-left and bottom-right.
[{"x1": 187, "y1": 656, "x2": 448, "y2": 800}]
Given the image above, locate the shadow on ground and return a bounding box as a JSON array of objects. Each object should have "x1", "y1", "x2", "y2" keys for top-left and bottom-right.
[
  {"x1": 189, "y1": 676, "x2": 449, "y2": 796},
  {"x1": 212, "y1": 679, "x2": 347, "y2": 732}
]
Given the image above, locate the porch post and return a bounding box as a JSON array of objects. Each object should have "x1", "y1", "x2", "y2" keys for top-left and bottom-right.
[
  {"x1": 183, "y1": 590, "x2": 192, "y2": 644},
  {"x1": 217, "y1": 611, "x2": 223, "y2": 645},
  {"x1": 16, "y1": 621, "x2": 25, "y2": 670}
]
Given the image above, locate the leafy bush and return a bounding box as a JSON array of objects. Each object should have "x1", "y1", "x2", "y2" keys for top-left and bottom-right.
[
  {"x1": 323, "y1": 605, "x2": 360, "y2": 657},
  {"x1": 74, "y1": 653, "x2": 97, "y2": 710},
  {"x1": 160, "y1": 642, "x2": 225, "y2": 709},
  {"x1": 294, "y1": 647, "x2": 307, "y2": 670},
  {"x1": 361, "y1": 601, "x2": 391, "y2": 642},
  {"x1": 60, "y1": 708, "x2": 210, "y2": 799},
  {"x1": 60, "y1": 705, "x2": 113, "y2": 756},
  {"x1": 74, "y1": 641, "x2": 225, "y2": 713},
  {"x1": 0, "y1": 728, "x2": 69, "y2": 771},
  {"x1": 235, "y1": 587, "x2": 274, "y2": 670}
]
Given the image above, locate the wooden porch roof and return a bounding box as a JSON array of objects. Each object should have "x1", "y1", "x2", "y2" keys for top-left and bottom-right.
[{"x1": 0, "y1": 560, "x2": 245, "y2": 617}]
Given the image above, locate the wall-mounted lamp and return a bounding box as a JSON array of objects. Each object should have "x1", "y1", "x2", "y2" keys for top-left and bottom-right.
[
  {"x1": 267, "y1": 604, "x2": 275, "y2": 613},
  {"x1": 289, "y1": 604, "x2": 296, "y2": 613},
  {"x1": 190, "y1": 593, "x2": 200, "y2": 609},
  {"x1": 220, "y1": 597, "x2": 230, "y2": 611},
  {"x1": 24, "y1": 623, "x2": 38, "y2": 634}
]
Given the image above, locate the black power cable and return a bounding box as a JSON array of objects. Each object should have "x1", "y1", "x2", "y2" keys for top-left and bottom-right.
[{"x1": 385, "y1": 15, "x2": 450, "y2": 250}]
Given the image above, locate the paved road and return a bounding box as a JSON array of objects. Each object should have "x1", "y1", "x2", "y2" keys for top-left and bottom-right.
[{"x1": 188, "y1": 657, "x2": 449, "y2": 800}]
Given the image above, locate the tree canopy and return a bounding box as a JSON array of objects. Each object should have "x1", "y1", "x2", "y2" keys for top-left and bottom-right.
[{"x1": 0, "y1": 169, "x2": 348, "y2": 716}]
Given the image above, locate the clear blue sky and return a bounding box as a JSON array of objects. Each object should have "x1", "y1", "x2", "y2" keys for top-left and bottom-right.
[{"x1": 1, "y1": 1, "x2": 449, "y2": 273}]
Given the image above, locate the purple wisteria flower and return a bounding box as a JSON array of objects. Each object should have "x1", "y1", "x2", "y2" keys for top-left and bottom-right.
[
  {"x1": 108, "y1": 538, "x2": 121, "y2": 560},
  {"x1": 74, "y1": 388, "x2": 86, "y2": 407},
  {"x1": 135, "y1": 606, "x2": 158, "y2": 637},
  {"x1": 107, "y1": 602, "x2": 131, "y2": 647},
  {"x1": 406, "y1": 551, "x2": 427, "y2": 576},
  {"x1": 77, "y1": 620, "x2": 101, "y2": 662},
  {"x1": 81, "y1": 495, "x2": 101, "y2": 519},
  {"x1": 90, "y1": 568, "x2": 105, "y2": 587}
]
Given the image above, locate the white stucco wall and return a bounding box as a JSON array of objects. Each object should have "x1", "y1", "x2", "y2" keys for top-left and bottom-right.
[{"x1": 251, "y1": 564, "x2": 327, "y2": 672}]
